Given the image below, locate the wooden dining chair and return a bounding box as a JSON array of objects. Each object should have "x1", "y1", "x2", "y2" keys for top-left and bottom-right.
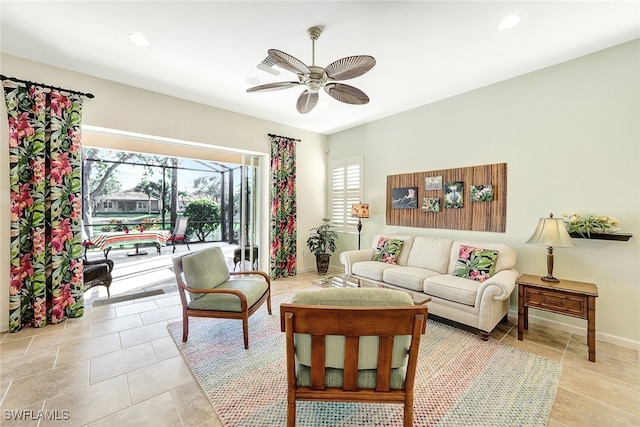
[
  {"x1": 280, "y1": 287, "x2": 428, "y2": 427},
  {"x1": 173, "y1": 246, "x2": 271, "y2": 348}
]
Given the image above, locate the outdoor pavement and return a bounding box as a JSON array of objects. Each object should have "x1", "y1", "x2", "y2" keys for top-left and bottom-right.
[{"x1": 84, "y1": 241, "x2": 245, "y2": 305}]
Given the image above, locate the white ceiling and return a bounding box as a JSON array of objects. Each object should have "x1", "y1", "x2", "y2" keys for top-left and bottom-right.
[{"x1": 1, "y1": 1, "x2": 638, "y2": 135}]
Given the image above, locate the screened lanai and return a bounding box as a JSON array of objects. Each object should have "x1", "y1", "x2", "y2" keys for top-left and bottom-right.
[{"x1": 83, "y1": 148, "x2": 252, "y2": 245}]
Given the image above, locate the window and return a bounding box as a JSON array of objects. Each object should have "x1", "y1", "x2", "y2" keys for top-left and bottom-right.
[
  {"x1": 102, "y1": 201, "x2": 113, "y2": 209},
  {"x1": 330, "y1": 156, "x2": 364, "y2": 232},
  {"x1": 137, "y1": 201, "x2": 147, "y2": 209}
]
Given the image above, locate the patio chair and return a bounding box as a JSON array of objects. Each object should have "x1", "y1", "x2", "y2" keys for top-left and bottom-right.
[
  {"x1": 172, "y1": 217, "x2": 191, "y2": 253},
  {"x1": 82, "y1": 223, "x2": 101, "y2": 260},
  {"x1": 172, "y1": 246, "x2": 272, "y2": 348},
  {"x1": 280, "y1": 287, "x2": 428, "y2": 427},
  {"x1": 83, "y1": 258, "x2": 114, "y2": 297}
]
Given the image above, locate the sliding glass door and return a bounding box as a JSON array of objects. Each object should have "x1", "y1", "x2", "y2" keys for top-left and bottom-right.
[{"x1": 235, "y1": 155, "x2": 260, "y2": 270}]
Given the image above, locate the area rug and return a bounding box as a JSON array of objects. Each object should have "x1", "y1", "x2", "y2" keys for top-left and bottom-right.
[{"x1": 167, "y1": 293, "x2": 561, "y2": 426}]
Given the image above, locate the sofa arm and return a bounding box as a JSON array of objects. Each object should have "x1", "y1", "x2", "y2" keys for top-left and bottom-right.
[
  {"x1": 339, "y1": 249, "x2": 375, "y2": 274},
  {"x1": 476, "y1": 268, "x2": 519, "y2": 302}
]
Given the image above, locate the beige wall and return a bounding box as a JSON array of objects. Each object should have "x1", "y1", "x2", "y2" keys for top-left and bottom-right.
[
  {"x1": 328, "y1": 40, "x2": 640, "y2": 346},
  {"x1": 0, "y1": 54, "x2": 328, "y2": 332}
]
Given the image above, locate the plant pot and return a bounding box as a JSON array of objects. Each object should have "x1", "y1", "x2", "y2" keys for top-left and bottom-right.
[{"x1": 315, "y1": 254, "x2": 331, "y2": 275}]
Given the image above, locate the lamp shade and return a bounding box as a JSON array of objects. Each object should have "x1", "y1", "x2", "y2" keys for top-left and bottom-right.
[
  {"x1": 526, "y1": 216, "x2": 576, "y2": 248},
  {"x1": 351, "y1": 203, "x2": 370, "y2": 219}
]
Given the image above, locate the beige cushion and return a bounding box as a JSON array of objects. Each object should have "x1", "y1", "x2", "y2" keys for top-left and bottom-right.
[
  {"x1": 182, "y1": 247, "x2": 230, "y2": 299},
  {"x1": 352, "y1": 260, "x2": 398, "y2": 281},
  {"x1": 383, "y1": 266, "x2": 440, "y2": 292},
  {"x1": 188, "y1": 278, "x2": 268, "y2": 311},
  {"x1": 424, "y1": 274, "x2": 479, "y2": 306},
  {"x1": 291, "y1": 287, "x2": 413, "y2": 369},
  {"x1": 406, "y1": 236, "x2": 453, "y2": 273}
]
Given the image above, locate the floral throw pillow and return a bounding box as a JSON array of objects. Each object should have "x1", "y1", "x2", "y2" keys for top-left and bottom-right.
[
  {"x1": 452, "y1": 245, "x2": 499, "y2": 283},
  {"x1": 372, "y1": 238, "x2": 404, "y2": 265}
]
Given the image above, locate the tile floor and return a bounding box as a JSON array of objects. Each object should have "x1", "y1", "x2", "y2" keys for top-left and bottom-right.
[{"x1": 1, "y1": 267, "x2": 638, "y2": 426}]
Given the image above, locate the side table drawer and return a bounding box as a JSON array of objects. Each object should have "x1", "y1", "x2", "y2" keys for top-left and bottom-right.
[{"x1": 524, "y1": 288, "x2": 587, "y2": 317}]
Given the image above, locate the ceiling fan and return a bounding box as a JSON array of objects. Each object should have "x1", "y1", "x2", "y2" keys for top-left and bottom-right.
[{"x1": 246, "y1": 26, "x2": 375, "y2": 114}]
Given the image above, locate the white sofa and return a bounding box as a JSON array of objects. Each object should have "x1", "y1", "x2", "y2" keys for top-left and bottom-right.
[{"x1": 339, "y1": 234, "x2": 518, "y2": 339}]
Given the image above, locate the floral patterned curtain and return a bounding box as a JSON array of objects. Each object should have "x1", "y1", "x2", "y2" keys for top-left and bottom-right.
[
  {"x1": 269, "y1": 135, "x2": 297, "y2": 279},
  {"x1": 3, "y1": 81, "x2": 85, "y2": 332}
]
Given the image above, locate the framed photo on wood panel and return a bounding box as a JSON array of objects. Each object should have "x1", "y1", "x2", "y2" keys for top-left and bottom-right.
[
  {"x1": 425, "y1": 176, "x2": 442, "y2": 190},
  {"x1": 422, "y1": 197, "x2": 440, "y2": 212},
  {"x1": 392, "y1": 187, "x2": 418, "y2": 209},
  {"x1": 470, "y1": 184, "x2": 494, "y2": 202},
  {"x1": 444, "y1": 181, "x2": 464, "y2": 209}
]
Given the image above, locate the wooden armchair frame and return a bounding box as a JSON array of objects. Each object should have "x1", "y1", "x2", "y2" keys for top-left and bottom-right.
[
  {"x1": 172, "y1": 253, "x2": 272, "y2": 349},
  {"x1": 280, "y1": 303, "x2": 428, "y2": 427}
]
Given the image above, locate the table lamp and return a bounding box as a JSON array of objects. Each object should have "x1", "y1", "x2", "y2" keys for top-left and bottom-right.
[
  {"x1": 351, "y1": 203, "x2": 370, "y2": 250},
  {"x1": 525, "y1": 213, "x2": 576, "y2": 282}
]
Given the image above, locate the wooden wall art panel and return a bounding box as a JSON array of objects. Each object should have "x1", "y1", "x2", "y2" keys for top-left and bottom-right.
[{"x1": 386, "y1": 163, "x2": 507, "y2": 232}]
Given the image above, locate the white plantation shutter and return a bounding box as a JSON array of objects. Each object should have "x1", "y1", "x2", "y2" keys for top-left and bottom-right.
[{"x1": 330, "y1": 156, "x2": 363, "y2": 232}]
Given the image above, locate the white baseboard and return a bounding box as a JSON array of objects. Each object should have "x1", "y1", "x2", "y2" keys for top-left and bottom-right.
[{"x1": 507, "y1": 309, "x2": 640, "y2": 350}]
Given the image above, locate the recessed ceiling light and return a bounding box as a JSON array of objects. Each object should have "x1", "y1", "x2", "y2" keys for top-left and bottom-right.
[
  {"x1": 498, "y1": 15, "x2": 521, "y2": 30},
  {"x1": 128, "y1": 33, "x2": 150, "y2": 47},
  {"x1": 245, "y1": 76, "x2": 260, "y2": 86}
]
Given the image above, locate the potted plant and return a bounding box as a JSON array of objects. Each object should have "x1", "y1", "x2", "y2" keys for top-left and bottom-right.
[
  {"x1": 306, "y1": 218, "x2": 338, "y2": 275},
  {"x1": 562, "y1": 213, "x2": 620, "y2": 237}
]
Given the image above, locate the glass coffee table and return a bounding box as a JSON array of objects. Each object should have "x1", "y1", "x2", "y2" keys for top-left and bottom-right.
[{"x1": 312, "y1": 274, "x2": 431, "y2": 305}]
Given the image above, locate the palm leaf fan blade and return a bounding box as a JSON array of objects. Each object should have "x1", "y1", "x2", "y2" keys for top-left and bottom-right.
[
  {"x1": 296, "y1": 90, "x2": 319, "y2": 114},
  {"x1": 325, "y1": 55, "x2": 376, "y2": 80},
  {"x1": 324, "y1": 83, "x2": 370, "y2": 105},
  {"x1": 246, "y1": 82, "x2": 300, "y2": 93},
  {"x1": 268, "y1": 49, "x2": 310, "y2": 75}
]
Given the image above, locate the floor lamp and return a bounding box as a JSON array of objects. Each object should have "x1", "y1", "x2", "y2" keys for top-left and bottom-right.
[{"x1": 351, "y1": 203, "x2": 370, "y2": 250}]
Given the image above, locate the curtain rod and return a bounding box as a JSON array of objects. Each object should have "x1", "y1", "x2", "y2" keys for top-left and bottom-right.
[
  {"x1": 268, "y1": 133, "x2": 300, "y2": 142},
  {"x1": 0, "y1": 74, "x2": 95, "y2": 99}
]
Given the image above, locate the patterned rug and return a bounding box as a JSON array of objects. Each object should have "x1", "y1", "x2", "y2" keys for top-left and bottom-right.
[{"x1": 167, "y1": 293, "x2": 561, "y2": 426}]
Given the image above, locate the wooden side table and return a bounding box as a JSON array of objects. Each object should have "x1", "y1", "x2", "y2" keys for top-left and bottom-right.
[{"x1": 517, "y1": 274, "x2": 598, "y2": 362}]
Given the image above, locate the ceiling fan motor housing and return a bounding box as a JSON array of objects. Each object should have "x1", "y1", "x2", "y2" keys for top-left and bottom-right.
[{"x1": 299, "y1": 66, "x2": 327, "y2": 93}]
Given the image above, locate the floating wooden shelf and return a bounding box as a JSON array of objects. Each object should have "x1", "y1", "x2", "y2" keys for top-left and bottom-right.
[{"x1": 569, "y1": 232, "x2": 633, "y2": 241}]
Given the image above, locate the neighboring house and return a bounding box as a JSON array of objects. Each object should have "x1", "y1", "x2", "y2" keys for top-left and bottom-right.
[{"x1": 95, "y1": 191, "x2": 161, "y2": 214}]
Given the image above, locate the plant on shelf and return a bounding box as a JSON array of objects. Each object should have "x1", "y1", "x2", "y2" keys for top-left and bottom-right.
[
  {"x1": 562, "y1": 213, "x2": 620, "y2": 238},
  {"x1": 306, "y1": 218, "x2": 338, "y2": 275}
]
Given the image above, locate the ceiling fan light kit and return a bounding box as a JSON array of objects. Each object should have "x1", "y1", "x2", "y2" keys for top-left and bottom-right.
[{"x1": 247, "y1": 26, "x2": 375, "y2": 114}]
